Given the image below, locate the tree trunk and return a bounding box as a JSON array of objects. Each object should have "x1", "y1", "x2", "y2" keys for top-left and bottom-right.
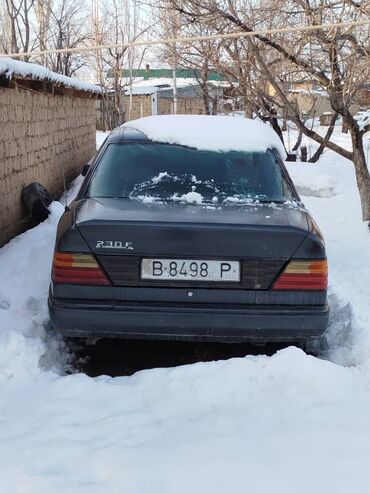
[
  {"x1": 301, "y1": 146, "x2": 307, "y2": 162},
  {"x1": 352, "y1": 146, "x2": 370, "y2": 221},
  {"x1": 308, "y1": 144, "x2": 325, "y2": 163},
  {"x1": 292, "y1": 130, "x2": 302, "y2": 152},
  {"x1": 346, "y1": 116, "x2": 370, "y2": 220},
  {"x1": 243, "y1": 95, "x2": 253, "y2": 118},
  {"x1": 309, "y1": 113, "x2": 338, "y2": 163},
  {"x1": 201, "y1": 82, "x2": 211, "y2": 115}
]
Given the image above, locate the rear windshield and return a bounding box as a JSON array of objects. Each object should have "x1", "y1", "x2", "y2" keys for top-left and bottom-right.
[{"x1": 85, "y1": 143, "x2": 295, "y2": 204}]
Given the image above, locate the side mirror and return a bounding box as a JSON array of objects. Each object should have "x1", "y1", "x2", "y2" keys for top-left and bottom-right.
[{"x1": 81, "y1": 163, "x2": 90, "y2": 176}]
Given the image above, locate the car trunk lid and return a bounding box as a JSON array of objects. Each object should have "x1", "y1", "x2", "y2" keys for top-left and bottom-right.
[
  {"x1": 75, "y1": 198, "x2": 309, "y2": 289},
  {"x1": 75, "y1": 198, "x2": 308, "y2": 257}
]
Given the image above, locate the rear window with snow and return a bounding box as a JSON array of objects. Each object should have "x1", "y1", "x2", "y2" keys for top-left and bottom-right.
[{"x1": 86, "y1": 143, "x2": 295, "y2": 204}]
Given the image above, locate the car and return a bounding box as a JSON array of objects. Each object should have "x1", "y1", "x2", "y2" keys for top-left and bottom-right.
[{"x1": 48, "y1": 115, "x2": 329, "y2": 345}]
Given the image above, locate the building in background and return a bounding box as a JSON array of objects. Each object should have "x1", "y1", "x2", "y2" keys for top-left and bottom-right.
[{"x1": 96, "y1": 67, "x2": 232, "y2": 130}]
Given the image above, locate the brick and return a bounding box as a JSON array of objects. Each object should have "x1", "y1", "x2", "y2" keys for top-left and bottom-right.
[{"x1": 0, "y1": 86, "x2": 97, "y2": 246}]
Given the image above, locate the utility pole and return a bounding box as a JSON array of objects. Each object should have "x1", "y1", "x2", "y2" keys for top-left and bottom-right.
[
  {"x1": 172, "y1": 67, "x2": 178, "y2": 114},
  {"x1": 171, "y1": 3, "x2": 179, "y2": 114}
]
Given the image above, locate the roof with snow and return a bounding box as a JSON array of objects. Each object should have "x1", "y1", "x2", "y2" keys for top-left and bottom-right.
[
  {"x1": 125, "y1": 77, "x2": 199, "y2": 95},
  {"x1": 123, "y1": 115, "x2": 286, "y2": 158},
  {"x1": 131, "y1": 77, "x2": 198, "y2": 89},
  {"x1": 0, "y1": 58, "x2": 102, "y2": 94},
  {"x1": 126, "y1": 86, "x2": 160, "y2": 96},
  {"x1": 117, "y1": 67, "x2": 226, "y2": 81},
  {"x1": 125, "y1": 78, "x2": 224, "y2": 97}
]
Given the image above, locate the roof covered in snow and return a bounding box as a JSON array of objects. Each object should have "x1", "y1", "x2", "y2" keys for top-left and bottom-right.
[
  {"x1": 123, "y1": 115, "x2": 287, "y2": 157},
  {"x1": 131, "y1": 77, "x2": 198, "y2": 89},
  {"x1": 207, "y1": 80, "x2": 235, "y2": 88},
  {"x1": 0, "y1": 58, "x2": 102, "y2": 94},
  {"x1": 123, "y1": 78, "x2": 199, "y2": 96},
  {"x1": 126, "y1": 85, "x2": 160, "y2": 95}
]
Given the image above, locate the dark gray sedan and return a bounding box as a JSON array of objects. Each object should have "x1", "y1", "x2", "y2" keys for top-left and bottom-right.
[{"x1": 49, "y1": 119, "x2": 328, "y2": 344}]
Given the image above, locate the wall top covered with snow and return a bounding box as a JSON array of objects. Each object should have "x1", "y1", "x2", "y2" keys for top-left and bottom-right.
[
  {"x1": 123, "y1": 115, "x2": 287, "y2": 158},
  {"x1": 0, "y1": 58, "x2": 102, "y2": 94}
]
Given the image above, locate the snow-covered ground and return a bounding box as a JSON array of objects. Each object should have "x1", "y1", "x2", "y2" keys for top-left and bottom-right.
[
  {"x1": 96, "y1": 130, "x2": 109, "y2": 149},
  {"x1": 1, "y1": 122, "x2": 370, "y2": 492}
]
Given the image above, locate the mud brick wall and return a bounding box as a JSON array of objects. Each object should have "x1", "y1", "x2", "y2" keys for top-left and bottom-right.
[
  {"x1": 158, "y1": 96, "x2": 205, "y2": 115},
  {"x1": 0, "y1": 84, "x2": 96, "y2": 246},
  {"x1": 124, "y1": 94, "x2": 153, "y2": 121}
]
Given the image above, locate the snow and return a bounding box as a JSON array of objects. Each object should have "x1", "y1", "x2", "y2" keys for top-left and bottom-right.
[
  {"x1": 130, "y1": 77, "x2": 198, "y2": 89},
  {"x1": 2, "y1": 347, "x2": 370, "y2": 493},
  {"x1": 289, "y1": 87, "x2": 327, "y2": 96},
  {"x1": 0, "y1": 57, "x2": 102, "y2": 93},
  {"x1": 96, "y1": 130, "x2": 110, "y2": 149},
  {"x1": 355, "y1": 109, "x2": 370, "y2": 132},
  {"x1": 126, "y1": 85, "x2": 160, "y2": 95},
  {"x1": 208, "y1": 80, "x2": 235, "y2": 88},
  {"x1": 123, "y1": 115, "x2": 287, "y2": 158},
  {"x1": 0, "y1": 125, "x2": 370, "y2": 491},
  {"x1": 141, "y1": 195, "x2": 157, "y2": 204},
  {"x1": 181, "y1": 190, "x2": 203, "y2": 204},
  {"x1": 286, "y1": 157, "x2": 353, "y2": 198},
  {"x1": 152, "y1": 171, "x2": 170, "y2": 183},
  {"x1": 284, "y1": 123, "x2": 370, "y2": 365}
]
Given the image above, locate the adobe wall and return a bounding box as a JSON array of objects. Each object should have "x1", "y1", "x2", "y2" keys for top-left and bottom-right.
[
  {"x1": 0, "y1": 84, "x2": 96, "y2": 245},
  {"x1": 158, "y1": 96, "x2": 205, "y2": 115},
  {"x1": 124, "y1": 94, "x2": 153, "y2": 121}
]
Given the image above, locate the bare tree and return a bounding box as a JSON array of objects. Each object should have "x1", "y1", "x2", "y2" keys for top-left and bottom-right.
[
  {"x1": 0, "y1": 0, "x2": 90, "y2": 76},
  {"x1": 155, "y1": 2, "x2": 223, "y2": 115},
  {"x1": 34, "y1": 0, "x2": 52, "y2": 65},
  {"x1": 47, "y1": 0, "x2": 90, "y2": 76},
  {"x1": 92, "y1": 0, "x2": 150, "y2": 128},
  {"x1": 1, "y1": 0, "x2": 35, "y2": 59},
  {"x1": 168, "y1": 0, "x2": 370, "y2": 221}
]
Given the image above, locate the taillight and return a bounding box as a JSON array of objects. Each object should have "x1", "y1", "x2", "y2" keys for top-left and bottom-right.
[
  {"x1": 52, "y1": 252, "x2": 110, "y2": 285},
  {"x1": 273, "y1": 259, "x2": 328, "y2": 290}
]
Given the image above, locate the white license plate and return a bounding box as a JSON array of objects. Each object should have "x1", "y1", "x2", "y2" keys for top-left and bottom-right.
[{"x1": 141, "y1": 259, "x2": 240, "y2": 282}]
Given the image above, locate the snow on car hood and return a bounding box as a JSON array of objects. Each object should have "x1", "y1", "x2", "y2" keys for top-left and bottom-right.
[{"x1": 122, "y1": 115, "x2": 287, "y2": 158}]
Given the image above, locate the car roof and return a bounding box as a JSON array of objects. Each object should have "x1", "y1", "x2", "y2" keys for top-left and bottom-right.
[
  {"x1": 104, "y1": 115, "x2": 285, "y2": 159},
  {"x1": 104, "y1": 126, "x2": 276, "y2": 154},
  {"x1": 105, "y1": 126, "x2": 151, "y2": 144}
]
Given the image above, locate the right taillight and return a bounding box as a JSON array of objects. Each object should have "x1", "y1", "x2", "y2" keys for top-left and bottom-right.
[
  {"x1": 273, "y1": 259, "x2": 328, "y2": 290},
  {"x1": 52, "y1": 252, "x2": 110, "y2": 285}
]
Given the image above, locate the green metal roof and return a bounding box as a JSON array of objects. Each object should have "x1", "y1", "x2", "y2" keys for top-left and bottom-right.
[{"x1": 120, "y1": 68, "x2": 224, "y2": 81}]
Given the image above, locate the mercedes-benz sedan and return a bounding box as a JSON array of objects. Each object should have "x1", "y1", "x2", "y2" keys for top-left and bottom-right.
[{"x1": 49, "y1": 116, "x2": 329, "y2": 344}]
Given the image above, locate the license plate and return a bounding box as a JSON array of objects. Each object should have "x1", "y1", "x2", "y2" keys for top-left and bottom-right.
[{"x1": 141, "y1": 259, "x2": 240, "y2": 282}]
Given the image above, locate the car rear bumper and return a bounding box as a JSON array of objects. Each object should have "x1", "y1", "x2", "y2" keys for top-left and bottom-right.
[{"x1": 48, "y1": 297, "x2": 329, "y2": 342}]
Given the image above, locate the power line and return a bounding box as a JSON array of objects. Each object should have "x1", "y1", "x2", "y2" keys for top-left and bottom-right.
[{"x1": 1, "y1": 18, "x2": 369, "y2": 59}]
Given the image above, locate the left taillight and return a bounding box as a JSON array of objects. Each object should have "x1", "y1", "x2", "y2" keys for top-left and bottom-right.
[
  {"x1": 52, "y1": 252, "x2": 110, "y2": 285},
  {"x1": 273, "y1": 259, "x2": 328, "y2": 290}
]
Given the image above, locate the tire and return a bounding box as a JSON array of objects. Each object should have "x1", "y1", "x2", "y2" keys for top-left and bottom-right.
[{"x1": 22, "y1": 182, "x2": 52, "y2": 222}]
